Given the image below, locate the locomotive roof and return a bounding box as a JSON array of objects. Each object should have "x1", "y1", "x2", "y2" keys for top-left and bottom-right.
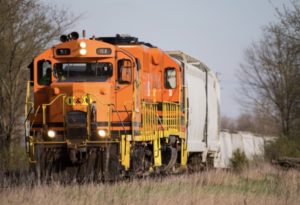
[{"x1": 94, "y1": 34, "x2": 156, "y2": 48}]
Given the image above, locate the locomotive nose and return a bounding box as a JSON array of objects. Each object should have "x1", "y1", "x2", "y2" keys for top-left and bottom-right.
[{"x1": 49, "y1": 82, "x2": 112, "y2": 140}]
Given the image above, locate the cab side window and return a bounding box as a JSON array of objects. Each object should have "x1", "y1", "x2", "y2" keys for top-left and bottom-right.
[
  {"x1": 164, "y1": 67, "x2": 176, "y2": 89},
  {"x1": 118, "y1": 59, "x2": 132, "y2": 84},
  {"x1": 38, "y1": 60, "x2": 52, "y2": 86}
]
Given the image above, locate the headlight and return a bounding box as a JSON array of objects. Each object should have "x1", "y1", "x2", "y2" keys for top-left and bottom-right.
[
  {"x1": 79, "y1": 48, "x2": 87, "y2": 55},
  {"x1": 98, "y1": 129, "x2": 107, "y2": 138},
  {"x1": 47, "y1": 130, "x2": 56, "y2": 138},
  {"x1": 79, "y1": 41, "x2": 86, "y2": 48}
]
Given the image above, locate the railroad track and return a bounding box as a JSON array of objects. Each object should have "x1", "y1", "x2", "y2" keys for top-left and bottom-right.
[{"x1": 0, "y1": 163, "x2": 213, "y2": 189}]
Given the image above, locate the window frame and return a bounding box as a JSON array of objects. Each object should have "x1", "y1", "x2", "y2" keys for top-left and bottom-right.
[
  {"x1": 117, "y1": 59, "x2": 133, "y2": 84},
  {"x1": 53, "y1": 62, "x2": 113, "y2": 82},
  {"x1": 164, "y1": 67, "x2": 177, "y2": 89},
  {"x1": 37, "y1": 60, "x2": 52, "y2": 86}
]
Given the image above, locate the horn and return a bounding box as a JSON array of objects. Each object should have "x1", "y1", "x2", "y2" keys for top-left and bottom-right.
[
  {"x1": 60, "y1": 35, "x2": 68, "y2": 42},
  {"x1": 70, "y1": 31, "x2": 79, "y2": 40}
]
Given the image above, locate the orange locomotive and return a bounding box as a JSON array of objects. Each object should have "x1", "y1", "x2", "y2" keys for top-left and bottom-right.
[{"x1": 25, "y1": 32, "x2": 188, "y2": 181}]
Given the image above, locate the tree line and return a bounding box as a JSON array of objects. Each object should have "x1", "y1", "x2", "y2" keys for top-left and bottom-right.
[{"x1": 223, "y1": 1, "x2": 300, "y2": 140}]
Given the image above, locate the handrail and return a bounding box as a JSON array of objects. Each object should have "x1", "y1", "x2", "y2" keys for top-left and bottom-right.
[
  {"x1": 42, "y1": 94, "x2": 66, "y2": 126},
  {"x1": 30, "y1": 105, "x2": 41, "y2": 129},
  {"x1": 162, "y1": 102, "x2": 180, "y2": 134},
  {"x1": 111, "y1": 104, "x2": 126, "y2": 133},
  {"x1": 86, "y1": 94, "x2": 91, "y2": 139},
  {"x1": 24, "y1": 81, "x2": 34, "y2": 143},
  {"x1": 24, "y1": 81, "x2": 33, "y2": 118},
  {"x1": 183, "y1": 85, "x2": 188, "y2": 127},
  {"x1": 142, "y1": 101, "x2": 158, "y2": 141},
  {"x1": 123, "y1": 104, "x2": 130, "y2": 119},
  {"x1": 24, "y1": 105, "x2": 33, "y2": 125},
  {"x1": 156, "y1": 113, "x2": 164, "y2": 131},
  {"x1": 87, "y1": 93, "x2": 129, "y2": 136}
]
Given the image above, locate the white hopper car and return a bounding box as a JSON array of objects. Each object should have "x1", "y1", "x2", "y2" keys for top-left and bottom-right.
[{"x1": 167, "y1": 51, "x2": 221, "y2": 169}]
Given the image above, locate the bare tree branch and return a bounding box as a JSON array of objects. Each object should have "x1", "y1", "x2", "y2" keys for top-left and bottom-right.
[
  {"x1": 0, "y1": 0, "x2": 76, "y2": 148},
  {"x1": 238, "y1": 2, "x2": 300, "y2": 137}
]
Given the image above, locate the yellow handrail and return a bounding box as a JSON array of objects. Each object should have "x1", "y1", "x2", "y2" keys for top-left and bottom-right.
[
  {"x1": 142, "y1": 101, "x2": 158, "y2": 141},
  {"x1": 30, "y1": 105, "x2": 41, "y2": 129},
  {"x1": 141, "y1": 101, "x2": 161, "y2": 166},
  {"x1": 42, "y1": 94, "x2": 66, "y2": 126},
  {"x1": 25, "y1": 81, "x2": 33, "y2": 118},
  {"x1": 162, "y1": 102, "x2": 180, "y2": 135}
]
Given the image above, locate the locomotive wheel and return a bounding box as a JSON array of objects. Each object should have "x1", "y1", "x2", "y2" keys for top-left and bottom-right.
[
  {"x1": 187, "y1": 154, "x2": 206, "y2": 173},
  {"x1": 77, "y1": 151, "x2": 97, "y2": 183},
  {"x1": 63, "y1": 166, "x2": 78, "y2": 183},
  {"x1": 103, "y1": 144, "x2": 120, "y2": 182},
  {"x1": 130, "y1": 145, "x2": 152, "y2": 178},
  {"x1": 131, "y1": 146, "x2": 144, "y2": 177},
  {"x1": 34, "y1": 148, "x2": 55, "y2": 184},
  {"x1": 35, "y1": 146, "x2": 46, "y2": 184},
  {"x1": 94, "y1": 149, "x2": 103, "y2": 182}
]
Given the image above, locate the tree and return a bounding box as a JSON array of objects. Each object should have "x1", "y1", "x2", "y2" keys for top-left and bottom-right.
[
  {"x1": 0, "y1": 0, "x2": 74, "y2": 149},
  {"x1": 221, "y1": 115, "x2": 236, "y2": 132},
  {"x1": 221, "y1": 111, "x2": 279, "y2": 135},
  {"x1": 238, "y1": 2, "x2": 300, "y2": 137}
]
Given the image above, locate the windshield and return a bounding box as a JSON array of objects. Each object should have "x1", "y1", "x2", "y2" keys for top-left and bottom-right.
[{"x1": 54, "y1": 62, "x2": 113, "y2": 82}]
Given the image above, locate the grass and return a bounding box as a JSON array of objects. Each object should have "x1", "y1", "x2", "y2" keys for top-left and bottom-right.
[{"x1": 0, "y1": 163, "x2": 299, "y2": 205}]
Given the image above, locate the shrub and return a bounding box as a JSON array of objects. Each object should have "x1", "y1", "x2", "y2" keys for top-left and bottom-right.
[
  {"x1": 264, "y1": 136, "x2": 300, "y2": 160},
  {"x1": 229, "y1": 149, "x2": 248, "y2": 172}
]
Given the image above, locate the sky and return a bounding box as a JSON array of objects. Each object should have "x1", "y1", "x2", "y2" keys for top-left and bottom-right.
[{"x1": 43, "y1": 0, "x2": 290, "y2": 118}]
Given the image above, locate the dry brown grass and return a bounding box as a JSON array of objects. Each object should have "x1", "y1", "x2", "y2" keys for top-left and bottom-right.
[{"x1": 1, "y1": 163, "x2": 299, "y2": 205}]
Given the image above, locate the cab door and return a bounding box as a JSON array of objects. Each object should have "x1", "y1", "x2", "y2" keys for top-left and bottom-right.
[
  {"x1": 34, "y1": 59, "x2": 53, "y2": 122},
  {"x1": 115, "y1": 57, "x2": 134, "y2": 123}
]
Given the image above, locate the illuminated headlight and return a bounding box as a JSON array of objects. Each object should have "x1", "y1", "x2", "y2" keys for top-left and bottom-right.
[
  {"x1": 98, "y1": 129, "x2": 107, "y2": 138},
  {"x1": 47, "y1": 130, "x2": 56, "y2": 138},
  {"x1": 79, "y1": 48, "x2": 87, "y2": 55},
  {"x1": 79, "y1": 41, "x2": 87, "y2": 48}
]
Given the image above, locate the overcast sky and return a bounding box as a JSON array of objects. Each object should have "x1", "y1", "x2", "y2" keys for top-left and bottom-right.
[{"x1": 43, "y1": 0, "x2": 290, "y2": 117}]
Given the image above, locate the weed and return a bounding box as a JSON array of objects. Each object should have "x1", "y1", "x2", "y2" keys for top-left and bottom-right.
[{"x1": 230, "y1": 149, "x2": 249, "y2": 172}]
